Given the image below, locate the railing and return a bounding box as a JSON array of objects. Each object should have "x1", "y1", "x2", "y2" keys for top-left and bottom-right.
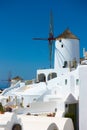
[{"x1": 1, "y1": 81, "x2": 21, "y2": 96}]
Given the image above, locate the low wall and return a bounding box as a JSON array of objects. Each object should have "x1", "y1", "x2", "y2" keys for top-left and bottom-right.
[
  {"x1": 0, "y1": 112, "x2": 22, "y2": 130},
  {"x1": 19, "y1": 115, "x2": 74, "y2": 130}
]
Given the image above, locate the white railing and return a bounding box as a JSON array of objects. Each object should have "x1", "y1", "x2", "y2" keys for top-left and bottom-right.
[{"x1": 1, "y1": 81, "x2": 21, "y2": 96}]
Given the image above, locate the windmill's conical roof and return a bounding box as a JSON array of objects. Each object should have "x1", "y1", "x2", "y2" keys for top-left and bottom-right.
[
  {"x1": 12, "y1": 76, "x2": 23, "y2": 81},
  {"x1": 56, "y1": 29, "x2": 79, "y2": 40}
]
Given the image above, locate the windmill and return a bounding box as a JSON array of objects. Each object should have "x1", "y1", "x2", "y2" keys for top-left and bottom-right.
[
  {"x1": 1, "y1": 71, "x2": 12, "y2": 88},
  {"x1": 33, "y1": 11, "x2": 56, "y2": 68}
]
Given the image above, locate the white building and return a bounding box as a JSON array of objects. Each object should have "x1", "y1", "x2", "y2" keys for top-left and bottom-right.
[{"x1": 0, "y1": 29, "x2": 87, "y2": 130}]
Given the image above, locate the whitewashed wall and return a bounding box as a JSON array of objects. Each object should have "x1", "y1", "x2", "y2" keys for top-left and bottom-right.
[{"x1": 79, "y1": 66, "x2": 87, "y2": 130}]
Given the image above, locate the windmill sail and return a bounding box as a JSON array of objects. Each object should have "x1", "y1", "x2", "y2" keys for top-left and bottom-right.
[
  {"x1": 33, "y1": 11, "x2": 56, "y2": 68},
  {"x1": 48, "y1": 10, "x2": 54, "y2": 68}
]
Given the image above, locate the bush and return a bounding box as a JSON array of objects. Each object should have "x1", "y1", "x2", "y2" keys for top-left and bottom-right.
[
  {"x1": 0, "y1": 102, "x2": 4, "y2": 113},
  {"x1": 64, "y1": 112, "x2": 76, "y2": 129},
  {"x1": 65, "y1": 112, "x2": 75, "y2": 122}
]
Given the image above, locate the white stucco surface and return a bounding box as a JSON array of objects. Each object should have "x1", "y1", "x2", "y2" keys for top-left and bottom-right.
[
  {"x1": 79, "y1": 66, "x2": 87, "y2": 130},
  {"x1": 0, "y1": 112, "x2": 22, "y2": 130},
  {"x1": 18, "y1": 115, "x2": 74, "y2": 130}
]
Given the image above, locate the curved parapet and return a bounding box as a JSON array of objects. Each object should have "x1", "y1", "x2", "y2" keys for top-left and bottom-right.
[
  {"x1": 19, "y1": 115, "x2": 58, "y2": 130},
  {"x1": 0, "y1": 112, "x2": 22, "y2": 130},
  {"x1": 25, "y1": 122, "x2": 58, "y2": 130},
  {"x1": 55, "y1": 118, "x2": 74, "y2": 130},
  {"x1": 48, "y1": 117, "x2": 74, "y2": 130},
  {"x1": 19, "y1": 115, "x2": 74, "y2": 130},
  {"x1": 64, "y1": 118, "x2": 74, "y2": 130},
  {"x1": 6, "y1": 113, "x2": 22, "y2": 130}
]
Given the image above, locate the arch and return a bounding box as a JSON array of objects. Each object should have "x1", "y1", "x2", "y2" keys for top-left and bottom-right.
[
  {"x1": 47, "y1": 123, "x2": 59, "y2": 130},
  {"x1": 48, "y1": 72, "x2": 57, "y2": 81},
  {"x1": 38, "y1": 73, "x2": 46, "y2": 82},
  {"x1": 12, "y1": 124, "x2": 22, "y2": 130}
]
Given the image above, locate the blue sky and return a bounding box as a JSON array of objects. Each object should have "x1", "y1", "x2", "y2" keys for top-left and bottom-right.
[{"x1": 0, "y1": 0, "x2": 87, "y2": 80}]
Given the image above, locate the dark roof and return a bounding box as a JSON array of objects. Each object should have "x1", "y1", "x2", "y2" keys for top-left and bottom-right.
[
  {"x1": 12, "y1": 76, "x2": 23, "y2": 81},
  {"x1": 56, "y1": 29, "x2": 79, "y2": 40}
]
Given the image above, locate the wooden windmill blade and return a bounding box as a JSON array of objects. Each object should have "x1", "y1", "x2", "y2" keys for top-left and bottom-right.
[
  {"x1": 1, "y1": 71, "x2": 12, "y2": 87},
  {"x1": 32, "y1": 10, "x2": 56, "y2": 68}
]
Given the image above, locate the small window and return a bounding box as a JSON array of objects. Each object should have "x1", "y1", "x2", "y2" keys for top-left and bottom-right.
[
  {"x1": 38, "y1": 73, "x2": 46, "y2": 82},
  {"x1": 48, "y1": 72, "x2": 57, "y2": 81},
  {"x1": 76, "y1": 79, "x2": 79, "y2": 85},
  {"x1": 65, "y1": 79, "x2": 67, "y2": 85},
  {"x1": 59, "y1": 39, "x2": 62, "y2": 42},
  {"x1": 65, "y1": 104, "x2": 68, "y2": 108},
  {"x1": 61, "y1": 44, "x2": 63, "y2": 48},
  {"x1": 63, "y1": 61, "x2": 67, "y2": 68}
]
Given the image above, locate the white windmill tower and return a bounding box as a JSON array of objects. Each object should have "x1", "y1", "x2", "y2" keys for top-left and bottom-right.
[{"x1": 54, "y1": 29, "x2": 80, "y2": 75}]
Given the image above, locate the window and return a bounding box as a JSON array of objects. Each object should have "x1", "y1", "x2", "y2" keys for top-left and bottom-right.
[
  {"x1": 59, "y1": 39, "x2": 62, "y2": 42},
  {"x1": 76, "y1": 79, "x2": 79, "y2": 85},
  {"x1": 61, "y1": 44, "x2": 63, "y2": 48},
  {"x1": 38, "y1": 73, "x2": 46, "y2": 82},
  {"x1": 65, "y1": 79, "x2": 67, "y2": 85},
  {"x1": 65, "y1": 104, "x2": 68, "y2": 108},
  {"x1": 63, "y1": 61, "x2": 67, "y2": 68},
  {"x1": 48, "y1": 72, "x2": 57, "y2": 81}
]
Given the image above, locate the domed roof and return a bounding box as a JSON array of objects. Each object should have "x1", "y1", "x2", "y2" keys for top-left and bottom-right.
[
  {"x1": 56, "y1": 29, "x2": 79, "y2": 40},
  {"x1": 12, "y1": 76, "x2": 23, "y2": 81}
]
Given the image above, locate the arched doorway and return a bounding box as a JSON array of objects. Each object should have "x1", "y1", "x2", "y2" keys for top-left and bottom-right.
[
  {"x1": 48, "y1": 72, "x2": 57, "y2": 81},
  {"x1": 38, "y1": 73, "x2": 46, "y2": 82},
  {"x1": 12, "y1": 124, "x2": 22, "y2": 130}
]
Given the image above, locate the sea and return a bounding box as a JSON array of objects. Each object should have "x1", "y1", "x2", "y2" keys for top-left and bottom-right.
[{"x1": 0, "y1": 81, "x2": 9, "y2": 90}]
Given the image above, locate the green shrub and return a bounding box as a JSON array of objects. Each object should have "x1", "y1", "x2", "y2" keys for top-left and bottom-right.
[
  {"x1": 65, "y1": 112, "x2": 75, "y2": 122},
  {"x1": 64, "y1": 112, "x2": 76, "y2": 129},
  {"x1": 0, "y1": 102, "x2": 4, "y2": 113}
]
